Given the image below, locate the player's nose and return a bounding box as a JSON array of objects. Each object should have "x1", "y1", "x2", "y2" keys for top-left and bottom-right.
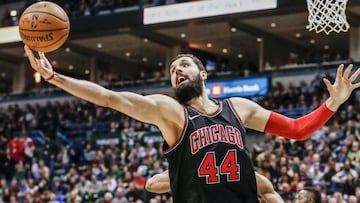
[{"x1": 175, "y1": 66, "x2": 183, "y2": 75}]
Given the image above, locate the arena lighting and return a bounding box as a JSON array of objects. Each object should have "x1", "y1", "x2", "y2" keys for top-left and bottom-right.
[
  {"x1": 143, "y1": 0, "x2": 277, "y2": 25},
  {"x1": 0, "y1": 26, "x2": 21, "y2": 44}
]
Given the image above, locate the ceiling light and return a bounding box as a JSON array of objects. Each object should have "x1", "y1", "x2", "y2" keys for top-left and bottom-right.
[
  {"x1": 125, "y1": 52, "x2": 131, "y2": 57},
  {"x1": 97, "y1": 43, "x2": 102, "y2": 48},
  {"x1": 65, "y1": 47, "x2": 71, "y2": 52},
  {"x1": 310, "y1": 39, "x2": 316, "y2": 44},
  {"x1": 295, "y1": 33, "x2": 301, "y2": 38},
  {"x1": 85, "y1": 69, "x2": 90, "y2": 74},
  {"x1": 270, "y1": 22, "x2": 276, "y2": 28},
  {"x1": 324, "y1": 45, "x2": 329, "y2": 50},
  {"x1": 142, "y1": 57, "x2": 148, "y2": 62},
  {"x1": 68, "y1": 65, "x2": 74, "y2": 70},
  {"x1": 222, "y1": 48, "x2": 228, "y2": 53},
  {"x1": 237, "y1": 53, "x2": 243, "y2": 59},
  {"x1": 257, "y1": 38, "x2": 262, "y2": 42},
  {"x1": 231, "y1": 27, "x2": 237, "y2": 32},
  {"x1": 158, "y1": 62, "x2": 163, "y2": 67},
  {"x1": 1, "y1": 73, "x2": 6, "y2": 77},
  {"x1": 180, "y1": 33, "x2": 186, "y2": 38},
  {"x1": 143, "y1": 38, "x2": 149, "y2": 43},
  {"x1": 207, "y1": 43, "x2": 212, "y2": 48},
  {"x1": 10, "y1": 10, "x2": 17, "y2": 17}
]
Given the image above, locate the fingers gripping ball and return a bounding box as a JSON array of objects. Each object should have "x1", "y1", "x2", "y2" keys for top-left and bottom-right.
[{"x1": 18, "y1": 1, "x2": 70, "y2": 53}]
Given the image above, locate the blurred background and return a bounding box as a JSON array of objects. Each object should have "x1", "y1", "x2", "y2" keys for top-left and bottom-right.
[{"x1": 0, "y1": 0, "x2": 359, "y2": 202}]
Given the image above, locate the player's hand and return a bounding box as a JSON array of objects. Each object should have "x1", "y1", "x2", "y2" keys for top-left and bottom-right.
[
  {"x1": 323, "y1": 64, "x2": 360, "y2": 109},
  {"x1": 24, "y1": 45, "x2": 54, "y2": 80}
]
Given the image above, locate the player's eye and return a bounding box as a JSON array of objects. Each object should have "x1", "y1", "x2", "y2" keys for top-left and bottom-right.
[
  {"x1": 182, "y1": 63, "x2": 189, "y2": 67},
  {"x1": 170, "y1": 67, "x2": 175, "y2": 74}
]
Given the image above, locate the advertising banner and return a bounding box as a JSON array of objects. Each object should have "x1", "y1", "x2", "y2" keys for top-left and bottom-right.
[{"x1": 206, "y1": 77, "x2": 269, "y2": 99}]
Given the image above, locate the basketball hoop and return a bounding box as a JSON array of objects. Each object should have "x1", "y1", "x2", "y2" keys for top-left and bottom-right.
[{"x1": 306, "y1": 0, "x2": 350, "y2": 35}]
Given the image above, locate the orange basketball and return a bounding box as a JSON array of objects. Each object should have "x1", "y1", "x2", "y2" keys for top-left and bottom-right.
[{"x1": 18, "y1": 1, "x2": 70, "y2": 53}]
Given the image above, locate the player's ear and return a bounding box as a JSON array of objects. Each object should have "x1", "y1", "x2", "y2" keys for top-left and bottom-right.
[{"x1": 200, "y1": 70, "x2": 207, "y2": 81}]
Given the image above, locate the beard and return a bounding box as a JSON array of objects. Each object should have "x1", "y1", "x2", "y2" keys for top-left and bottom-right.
[{"x1": 174, "y1": 76, "x2": 203, "y2": 104}]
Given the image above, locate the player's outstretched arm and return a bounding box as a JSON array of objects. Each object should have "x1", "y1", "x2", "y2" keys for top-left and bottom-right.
[
  {"x1": 24, "y1": 45, "x2": 184, "y2": 145},
  {"x1": 255, "y1": 172, "x2": 284, "y2": 203},
  {"x1": 145, "y1": 171, "x2": 171, "y2": 193},
  {"x1": 231, "y1": 64, "x2": 360, "y2": 140}
]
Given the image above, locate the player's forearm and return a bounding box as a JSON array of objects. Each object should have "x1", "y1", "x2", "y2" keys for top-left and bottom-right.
[
  {"x1": 145, "y1": 181, "x2": 170, "y2": 193},
  {"x1": 145, "y1": 172, "x2": 171, "y2": 194},
  {"x1": 264, "y1": 103, "x2": 334, "y2": 140},
  {"x1": 262, "y1": 192, "x2": 285, "y2": 203},
  {"x1": 48, "y1": 72, "x2": 112, "y2": 107}
]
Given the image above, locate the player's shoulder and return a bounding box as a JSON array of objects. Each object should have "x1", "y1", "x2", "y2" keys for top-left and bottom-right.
[
  {"x1": 147, "y1": 94, "x2": 183, "y2": 109},
  {"x1": 228, "y1": 97, "x2": 263, "y2": 116},
  {"x1": 147, "y1": 94, "x2": 178, "y2": 103},
  {"x1": 228, "y1": 97, "x2": 255, "y2": 105}
]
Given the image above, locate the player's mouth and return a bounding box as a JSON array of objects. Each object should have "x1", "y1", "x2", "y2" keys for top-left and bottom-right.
[{"x1": 177, "y1": 76, "x2": 187, "y2": 86}]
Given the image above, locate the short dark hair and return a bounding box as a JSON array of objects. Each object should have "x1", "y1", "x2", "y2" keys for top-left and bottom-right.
[
  {"x1": 304, "y1": 187, "x2": 321, "y2": 203},
  {"x1": 170, "y1": 54, "x2": 206, "y2": 71}
]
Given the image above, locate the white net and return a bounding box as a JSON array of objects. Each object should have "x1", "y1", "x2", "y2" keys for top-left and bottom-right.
[{"x1": 306, "y1": 0, "x2": 350, "y2": 35}]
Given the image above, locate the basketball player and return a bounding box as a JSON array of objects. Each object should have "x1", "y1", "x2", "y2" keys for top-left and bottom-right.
[
  {"x1": 294, "y1": 187, "x2": 321, "y2": 203},
  {"x1": 145, "y1": 170, "x2": 284, "y2": 203},
  {"x1": 24, "y1": 45, "x2": 360, "y2": 203}
]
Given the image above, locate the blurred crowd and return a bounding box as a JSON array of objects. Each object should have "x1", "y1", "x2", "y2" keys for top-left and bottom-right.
[
  {"x1": 0, "y1": 71, "x2": 359, "y2": 203},
  {"x1": 1, "y1": 0, "x2": 198, "y2": 27},
  {"x1": 0, "y1": 97, "x2": 169, "y2": 203},
  {"x1": 254, "y1": 73, "x2": 360, "y2": 202}
]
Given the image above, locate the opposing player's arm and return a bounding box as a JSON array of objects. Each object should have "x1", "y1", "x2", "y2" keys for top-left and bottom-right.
[
  {"x1": 145, "y1": 170, "x2": 285, "y2": 203},
  {"x1": 145, "y1": 171, "x2": 171, "y2": 193},
  {"x1": 255, "y1": 172, "x2": 284, "y2": 203}
]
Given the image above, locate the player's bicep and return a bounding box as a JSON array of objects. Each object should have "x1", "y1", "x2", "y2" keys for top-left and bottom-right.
[
  {"x1": 108, "y1": 92, "x2": 181, "y2": 125},
  {"x1": 245, "y1": 105, "x2": 271, "y2": 131},
  {"x1": 229, "y1": 98, "x2": 271, "y2": 131}
]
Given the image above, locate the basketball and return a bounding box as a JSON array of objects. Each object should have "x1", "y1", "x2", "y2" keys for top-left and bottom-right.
[{"x1": 18, "y1": 1, "x2": 70, "y2": 53}]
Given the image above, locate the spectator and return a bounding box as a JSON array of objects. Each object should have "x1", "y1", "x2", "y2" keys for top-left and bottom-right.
[
  {"x1": 112, "y1": 186, "x2": 129, "y2": 203},
  {"x1": 103, "y1": 173, "x2": 117, "y2": 192},
  {"x1": 307, "y1": 163, "x2": 324, "y2": 185},
  {"x1": 347, "y1": 141, "x2": 360, "y2": 166},
  {"x1": 111, "y1": 164, "x2": 123, "y2": 181},
  {"x1": 79, "y1": 175, "x2": 91, "y2": 195},
  {"x1": 125, "y1": 183, "x2": 144, "y2": 202},
  {"x1": 7, "y1": 134, "x2": 25, "y2": 174},
  {"x1": 131, "y1": 172, "x2": 146, "y2": 190},
  {"x1": 89, "y1": 174, "x2": 102, "y2": 194},
  {"x1": 22, "y1": 133, "x2": 34, "y2": 165},
  {"x1": 82, "y1": 186, "x2": 100, "y2": 203},
  {"x1": 104, "y1": 191, "x2": 113, "y2": 203},
  {"x1": 331, "y1": 158, "x2": 359, "y2": 194}
]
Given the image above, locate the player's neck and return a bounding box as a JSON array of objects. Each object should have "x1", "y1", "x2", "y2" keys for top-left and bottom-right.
[{"x1": 187, "y1": 94, "x2": 218, "y2": 114}]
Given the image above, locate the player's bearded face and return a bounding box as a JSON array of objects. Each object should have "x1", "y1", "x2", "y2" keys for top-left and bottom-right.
[{"x1": 174, "y1": 74, "x2": 203, "y2": 103}]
